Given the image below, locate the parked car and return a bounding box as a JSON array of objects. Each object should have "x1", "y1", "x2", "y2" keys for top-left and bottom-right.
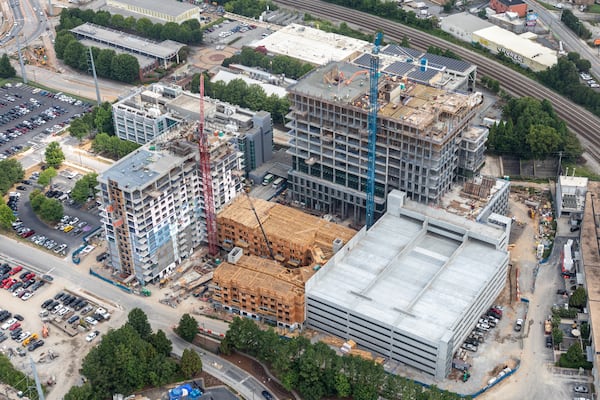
[
  {"x1": 573, "y1": 385, "x2": 589, "y2": 393},
  {"x1": 514, "y1": 318, "x2": 523, "y2": 332},
  {"x1": 85, "y1": 330, "x2": 99, "y2": 342}
]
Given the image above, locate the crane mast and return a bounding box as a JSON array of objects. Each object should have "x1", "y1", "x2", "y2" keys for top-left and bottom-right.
[
  {"x1": 198, "y1": 75, "x2": 218, "y2": 256},
  {"x1": 366, "y1": 32, "x2": 383, "y2": 229}
]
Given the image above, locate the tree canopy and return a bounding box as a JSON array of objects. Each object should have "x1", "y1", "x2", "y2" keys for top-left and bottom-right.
[
  {"x1": 222, "y1": 47, "x2": 313, "y2": 80},
  {"x1": 57, "y1": 8, "x2": 202, "y2": 45},
  {"x1": 69, "y1": 118, "x2": 90, "y2": 141},
  {"x1": 221, "y1": 317, "x2": 469, "y2": 400},
  {"x1": 44, "y1": 142, "x2": 65, "y2": 169},
  {"x1": 180, "y1": 349, "x2": 203, "y2": 379},
  {"x1": 223, "y1": 0, "x2": 276, "y2": 19},
  {"x1": 486, "y1": 97, "x2": 582, "y2": 160},
  {"x1": 37, "y1": 167, "x2": 57, "y2": 188},
  {"x1": 29, "y1": 189, "x2": 63, "y2": 223},
  {"x1": 65, "y1": 309, "x2": 181, "y2": 399},
  {"x1": 0, "y1": 197, "x2": 15, "y2": 230},
  {"x1": 0, "y1": 159, "x2": 24, "y2": 195},
  {"x1": 127, "y1": 307, "x2": 152, "y2": 340},
  {"x1": 0, "y1": 54, "x2": 16, "y2": 79},
  {"x1": 70, "y1": 173, "x2": 98, "y2": 204},
  {"x1": 92, "y1": 133, "x2": 140, "y2": 160},
  {"x1": 176, "y1": 313, "x2": 198, "y2": 342},
  {"x1": 561, "y1": 10, "x2": 591, "y2": 39},
  {"x1": 193, "y1": 74, "x2": 289, "y2": 125}
]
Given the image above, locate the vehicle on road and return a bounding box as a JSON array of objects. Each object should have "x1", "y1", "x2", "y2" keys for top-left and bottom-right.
[{"x1": 261, "y1": 391, "x2": 274, "y2": 400}]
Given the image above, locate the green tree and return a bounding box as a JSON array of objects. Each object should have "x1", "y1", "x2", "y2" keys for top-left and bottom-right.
[
  {"x1": 45, "y1": 142, "x2": 65, "y2": 169},
  {"x1": 0, "y1": 203, "x2": 16, "y2": 230},
  {"x1": 94, "y1": 102, "x2": 114, "y2": 134},
  {"x1": 37, "y1": 167, "x2": 57, "y2": 187},
  {"x1": 0, "y1": 54, "x2": 16, "y2": 78},
  {"x1": 69, "y1": 118, "x2": 90, "y2": 141},
  {"x1": 149, "y1": 329, "x2": 172, "y2": 356},
  {"x1": 127, "y1": 308, "x2": 152, "y2": 340},
  {"x1": 63, "y1": 40, "x2": 86, "y2": 68},
  {"x1": 552, "y1": 327, "x2": 563, "y2": 347},
  {"x1": 54, "y1": 31, "x2": 77, "y2": 59},
  {"x1": 110, "y1": 54, "x2": 139, "y2": 83},
  {"x1": 180, "y1": 348, "x2": 203, "y2": 378},
  {"x1": 570, "y1": 287, "x2": 587, "y2": 309},
  {"x1": 39, "y1": 198, "x2": 63, "y2": 223},
  {"x1": 81, "y1": 324, "x2": 151, "y2": 398},
  {"x1": 0, "y1": 159, "x2": 24, "y2": 195},
  {"x1": 526, "y1": 125, "x2": 562, "y2": 160},
  {"x1": 70, "y1": 173, "x2": 98, "y2": 204},
  {"x1": 176, "y1": 313, "x2": 198, "y2": 342},
  {"x1": 64, "y1": 383, "x2": 94, "y2": 400},
  {"x1": 29, "y1": 189, "x2": 45, "y2": 212}
]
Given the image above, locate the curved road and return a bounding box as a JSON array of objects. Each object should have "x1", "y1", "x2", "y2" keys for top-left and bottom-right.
[{"x1": 274, "y1": 0, "x2": 600, "y2": 164}]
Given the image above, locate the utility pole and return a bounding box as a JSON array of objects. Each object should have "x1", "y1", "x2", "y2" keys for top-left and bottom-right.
[
  {"x1": 87, "y1": 47, "x2": 101, "y2": 105},
  {"x1": 557, "y1": 151, "x2": 563, "y2": 178},
  {"x1": 16, "y1": 36, "x2": 27, "y2": 84},
  {"x1": 29, "y1": 356, "x2": 45, "y2": 400}
]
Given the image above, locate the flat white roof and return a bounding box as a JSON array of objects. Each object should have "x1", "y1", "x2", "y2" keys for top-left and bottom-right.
[
  {"x1": 211, "y1": 70, "x2": 288, "y2": 98},
  {"x1": 109, "y1": 0, "x2": 197, "y2": 17},
  {"x1": 252, "y1": 23, "x2": 370, "y2": 66},
  {"x1": 308, "y1": 195, "x2": 508, "y2": 343},
  {"x1": 560, "y1": 175, "x2": 589, "y2": 188},
  {"x1": 440, "y1": 12, "x2": 493, "y2": 34},
  {"x1": 473, "y1": 25, "x2": 557, "y2": 68}
]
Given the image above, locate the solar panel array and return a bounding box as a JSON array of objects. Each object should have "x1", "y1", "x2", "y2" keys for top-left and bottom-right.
[
  {"x1": 382, "y1": 44, "x2": 422, "y2": 59},
  {"x1": 353, "y1": 53, "x2": 372, "y2": 68},
  {"x1": 408, "y1": 68, "x2": 438, "y2": 83},
  {"x1": 384, "y1": 61, "x2": 414, "y2": 76},
  {"x1": 423, "y1": 53, "x2": 472, "y2": 72}
]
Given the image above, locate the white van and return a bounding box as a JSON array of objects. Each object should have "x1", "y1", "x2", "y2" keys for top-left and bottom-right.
[{"x1": 272, "y1": 177, "x2": 285, "y2": 189}]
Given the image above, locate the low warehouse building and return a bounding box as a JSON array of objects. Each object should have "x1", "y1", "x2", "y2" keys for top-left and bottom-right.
[
  {"x1": 305, "y1": 190, "x2": 510, "y2": 379},
  {"x1": 472, "y1": 26, "x2": 557, "y2": 72}
]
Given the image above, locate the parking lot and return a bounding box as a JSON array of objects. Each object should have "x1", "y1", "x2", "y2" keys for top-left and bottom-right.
[
  {"x1": 203, "y1": 19, "x2": 272, "y2": 48},
  {"x1": 0, "y1": 83, "x2": 92, "y2": 159},
  {"x1": 0, "y1": 256, "x2": 121, "y2": 399},
  {"x1": 9, "y1": 168, "x2": 102, "y2": 257}
]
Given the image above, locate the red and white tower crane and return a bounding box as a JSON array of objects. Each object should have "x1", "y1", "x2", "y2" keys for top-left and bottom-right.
[{"x1": 198, "y1": 74, "x2": 218, "y2": 256}]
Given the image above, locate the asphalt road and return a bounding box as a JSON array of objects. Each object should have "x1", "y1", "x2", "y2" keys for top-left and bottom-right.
[
  {"x1": 0, "y1": 238, "x2": 274, "y2": 400},
  {"x1": 526, "y1": 1, "x2": 600, "y2": 78}
]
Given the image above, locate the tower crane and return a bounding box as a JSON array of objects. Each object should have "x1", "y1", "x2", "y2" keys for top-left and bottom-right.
[
  {"x1": 198, "y1": 74, "x2": 218, "y2": 256},
  {"x1": 245, "y1": 193, "x2": 275, "y2": 260},
  {"x1": 366, "y1": 32, "x2": 383, "y2": 229}
]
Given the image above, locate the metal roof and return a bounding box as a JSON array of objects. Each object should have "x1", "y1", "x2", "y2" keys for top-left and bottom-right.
[{"x1": 70, "y1": 23, "x2": 184, "y2": 60}]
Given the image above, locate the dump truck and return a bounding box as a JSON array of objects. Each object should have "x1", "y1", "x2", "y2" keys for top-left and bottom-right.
[{"x1": 544, "y1": 319, "x2": 552, "y2": 335}]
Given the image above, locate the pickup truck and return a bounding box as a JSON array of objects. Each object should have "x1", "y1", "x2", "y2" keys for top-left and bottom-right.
[{"x1": 544, "y1": 320, "x2": 552, "y2": 335}]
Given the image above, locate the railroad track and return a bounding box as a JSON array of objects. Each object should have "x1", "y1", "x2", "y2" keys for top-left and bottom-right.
[{"x1": 274, "y1": 0, "x2": 600, "y2": 164}]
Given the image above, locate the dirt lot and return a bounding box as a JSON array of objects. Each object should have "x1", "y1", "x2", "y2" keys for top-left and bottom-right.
[{"x1": 0, "y1": 273, "x2": 125, "y2": 400}]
